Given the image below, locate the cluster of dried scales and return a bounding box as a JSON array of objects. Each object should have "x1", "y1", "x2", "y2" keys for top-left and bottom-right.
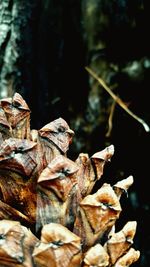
[{"x1": 0, "y1": 93, "x2": 140, "y2": 267}]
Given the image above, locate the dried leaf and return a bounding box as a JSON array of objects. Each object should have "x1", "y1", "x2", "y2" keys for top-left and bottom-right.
[
  {"x1": 75, "y1": 145, "x2": 114, "y2": 199},
  {"x1": 1, "y1": 93, "x2": 31, "y2": 139},
  {"x1": 81, "y1": 183, "x2": 121, "y2": 233},
  {"x1": 33, "y1": 243, "x2": 56, "y2": 267},
  {"x1": 74, "y1": 183, "x2": 121, "y2": 248},
  {"x1": 12, "y1": 93, "x2": 30, "y2": 111},
  {"x1": 0, "y1": 92, "x2": 141, "y2": 267},
  {"x1": 114, "y1": 247, "x2": 140, "y2": 267},
  {"x1": 0, "y1": 138, "x2": 37, "y2": 177},
  {"x1": 0, "y1": 200, "x2": 32, "y2": 225},
  {"x1": 0, "y1": 138, "x2": 38, "y2": 223},
  {"x1": 36, "y1": 155, "x2": 78, "y2": 231},
  {"x1": 0, "y1": 220, "x2": 24, "y2": 265},
  {"x1": 39, "y1": 117, "x2": 74, "y2": 154},
  {"x1": 0, "y1": 220, "x2": 38, "y2": 267},
  {"x1": 75, "y1": 153, "x2": 94, "y2": 199},
  {"x1": 0, "y1": 171, "x2": 37, "y2": 224},
  {"x1": 113, "y1": 175, "x2": 134, "y2": 199},
  {"x1": 83, "y1": 243, "x2": 109, "y2": 267},
  {"x1": 38, "y1": 155, "x2": 78, "y2": 200},
  {"x1": 91, "y1": 144, "x2": 114, "y2": 164},
  {"x1": 33, "y1": 223, "x2": 82, "y2": 267},
  {"x1": 30, "y1": 129, "x2": 38, "y2": 142},
  {"x1": 21, "y1": 225, "x2": 39, "y2": 267},
  {"x1": 105, "y1": 221, "x2": 137, "y2": 265},
  {"x1": 36, "y1": 134, "x2": 61, "y2": 169},
  {"x1": 0, "y1": 107, "x2": 11, "y2": 139}
]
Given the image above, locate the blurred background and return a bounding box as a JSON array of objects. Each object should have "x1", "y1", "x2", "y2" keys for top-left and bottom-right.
[{"x1": 0, "y1": 0, "x2": 150, "y2": 266}]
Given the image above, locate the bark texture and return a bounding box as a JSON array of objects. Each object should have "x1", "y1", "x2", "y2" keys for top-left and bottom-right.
[{"x1": 0, "y1": 0, "x2": 39, "y2": 116}]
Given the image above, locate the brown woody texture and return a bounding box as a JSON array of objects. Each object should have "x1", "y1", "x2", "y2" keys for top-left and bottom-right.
[{"x1": 0, "y1": 93, "x2": 140, "y2": 266}]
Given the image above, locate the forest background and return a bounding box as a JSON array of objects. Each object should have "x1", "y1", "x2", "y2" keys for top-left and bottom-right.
[{"x1": 0, "y1": 1, "x2": 150, "y2": 266}]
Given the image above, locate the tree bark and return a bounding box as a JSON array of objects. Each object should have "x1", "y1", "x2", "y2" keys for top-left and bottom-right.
[{"x1": 0, "y1": 0, "x2": 39, "y2": 123}]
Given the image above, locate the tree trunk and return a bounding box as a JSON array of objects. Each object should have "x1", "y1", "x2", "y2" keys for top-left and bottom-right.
[{"x1": 0, "y1": 0, "x2": 39, "y2": 123}]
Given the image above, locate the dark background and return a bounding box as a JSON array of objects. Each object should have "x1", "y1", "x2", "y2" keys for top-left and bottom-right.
[{"x1": 0, "y1": 0, "x2": 150, "y2": 266}]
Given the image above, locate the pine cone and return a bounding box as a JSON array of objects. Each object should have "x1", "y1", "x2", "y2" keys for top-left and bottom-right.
[{"x1": 0, "y1": 93, "x2": 140, "y2": 266}]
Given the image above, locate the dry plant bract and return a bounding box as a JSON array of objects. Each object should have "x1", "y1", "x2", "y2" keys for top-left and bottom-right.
[{"x1": 0, "y1": 93, "x2": 140, "y2": 266}]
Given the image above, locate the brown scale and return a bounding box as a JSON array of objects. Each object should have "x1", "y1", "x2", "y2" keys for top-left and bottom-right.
[{"x1": 0, "y1": 92, "x2": 140, "y2": 267}]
